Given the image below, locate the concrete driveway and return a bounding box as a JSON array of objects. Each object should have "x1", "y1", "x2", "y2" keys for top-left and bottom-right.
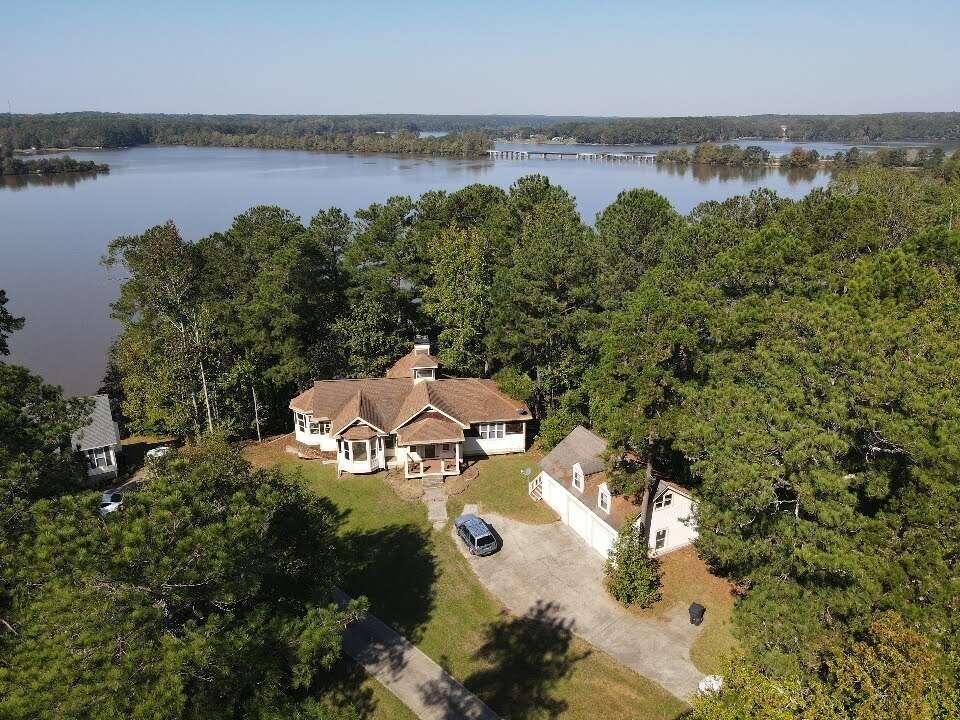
[{"x1": 452, "y1": 512, "x2": 704, "y2": 700}]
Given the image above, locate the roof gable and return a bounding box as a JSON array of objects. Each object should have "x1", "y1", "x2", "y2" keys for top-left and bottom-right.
[
  {"x1": 386, "y1": 349, "x2": 440, "y2": 379},
  {"x1": 71, "y1": 394, "x2": 120, "y2": 451},
  {"x1": 540, "y1": 425, "x2": 607, "y2": 481}
]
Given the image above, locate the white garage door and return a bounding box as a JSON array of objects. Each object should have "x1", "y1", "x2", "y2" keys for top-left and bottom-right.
[{"x1": 567, "y1": 501, "x2": 590, "y2": 542}]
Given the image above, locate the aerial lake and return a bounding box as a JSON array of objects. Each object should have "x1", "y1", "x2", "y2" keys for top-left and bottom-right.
[{"x1": 1, "y1": 142, "x2": 842, "y2": 394}]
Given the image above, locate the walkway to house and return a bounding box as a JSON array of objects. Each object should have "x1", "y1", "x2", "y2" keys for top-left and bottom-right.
[
  {"x1": 451, "y1": 512, "x2": 704, "y2": 700},
  {"x1": 423, "y1": 476, "x2": 448, "y2": 529},
  {"x1": 334, "y1": 590, "x2": 499, "y2": 720}
]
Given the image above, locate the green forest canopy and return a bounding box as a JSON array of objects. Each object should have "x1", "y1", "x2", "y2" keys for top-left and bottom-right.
[{"x1": 3, "y1": 111, "x2": 959, "y2": 151}]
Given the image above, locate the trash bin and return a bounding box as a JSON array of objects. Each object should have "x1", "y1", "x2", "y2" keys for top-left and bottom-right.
[{"x1": 689, "y1": 602, "x2": 706, "y2": 626}]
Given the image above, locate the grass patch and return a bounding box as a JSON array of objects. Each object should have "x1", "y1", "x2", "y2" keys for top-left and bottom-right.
[
  {"x1": 249, "y1": 444, "x2": 688, "y2": 719},
  {"x1": 452, "y1": 452, "x2": 558, "y2": 525},
  {"x1": 632, "y1": 546, "x2": 739, "y2": 674}
]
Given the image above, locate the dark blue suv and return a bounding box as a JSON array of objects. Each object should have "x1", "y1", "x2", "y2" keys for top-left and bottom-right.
[{"x1": 455, "y1": 514, "x2": 499, "y2": 556}]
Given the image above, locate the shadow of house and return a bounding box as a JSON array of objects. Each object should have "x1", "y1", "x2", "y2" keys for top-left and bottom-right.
[{"x1": 421, "y1": 601, "x2": 590, "y2": 720}]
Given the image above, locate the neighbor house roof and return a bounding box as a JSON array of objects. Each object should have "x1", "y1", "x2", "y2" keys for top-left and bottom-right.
[
  {"x1": 540, "y1": 425, "x2": 608, "y2": 480},
  {"x1": 539, "y1": 425, "x2": 643, "y2": 531},
  {"x1": 71, "y1": 394, "x2": 120, "y2": 451},
  {"x1": 290, "y1": 345, "x2": 530, "y2": 441}
]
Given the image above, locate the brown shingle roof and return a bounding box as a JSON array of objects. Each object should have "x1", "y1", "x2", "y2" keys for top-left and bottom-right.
[
  {"x1": 396, "y1": 412, "x2": 465, "y2": 445},
  {"x1": 386, "y1": 349, "x2": 439, "y2": 378},
  {"x1": 539, "y1": 425, "x2": 643, "y2": 531},
  {"x1": 341, "y1": 423, "x2": 379, "y2": 440},
  {"x1": 289, "y1": 376, "x2": 530, "y2": 438}
]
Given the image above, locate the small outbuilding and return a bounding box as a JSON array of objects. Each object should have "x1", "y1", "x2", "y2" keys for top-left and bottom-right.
[{"x1": 72, "y1": 394, "x2": 121, "y2": 480}]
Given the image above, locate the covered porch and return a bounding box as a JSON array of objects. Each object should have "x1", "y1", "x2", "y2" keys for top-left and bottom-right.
[
  {"x1": 396, "y1": 412, "x2": 465, "y2": 479},
  {"x1": 404, "y1": 445, "x2": 461, "y2": 478}
]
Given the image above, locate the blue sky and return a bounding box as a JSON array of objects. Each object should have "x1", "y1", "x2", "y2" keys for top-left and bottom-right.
[{"x1": 5, "y1": 0, "x2": 959, "y2": 116}]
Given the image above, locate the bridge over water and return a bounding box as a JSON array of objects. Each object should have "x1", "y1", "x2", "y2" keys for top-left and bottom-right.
[{"x1": 489, "y1": 149, "x2": 658, "y2": 162}]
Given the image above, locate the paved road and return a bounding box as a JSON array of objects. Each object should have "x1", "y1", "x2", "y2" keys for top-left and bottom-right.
[
  {"x1": 451, "y1": 513, "x2": 704, "y2": 699},
  {"x1": 334, "y1": 590, "x2": 499, "y2": 720}
]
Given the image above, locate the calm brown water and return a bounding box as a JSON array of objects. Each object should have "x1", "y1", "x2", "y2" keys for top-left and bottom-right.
[{"x1": 0, "y1": 144, "x2": 832, "y2": 394}]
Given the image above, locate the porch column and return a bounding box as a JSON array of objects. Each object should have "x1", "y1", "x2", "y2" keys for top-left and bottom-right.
[{"x1": 455, "y1": 441, "x2": 460, "y2": 470}]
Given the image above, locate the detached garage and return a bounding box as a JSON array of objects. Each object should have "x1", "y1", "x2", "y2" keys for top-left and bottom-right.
[{"x1": 531, "y1": 426, "x2": 644, "y2": 559}]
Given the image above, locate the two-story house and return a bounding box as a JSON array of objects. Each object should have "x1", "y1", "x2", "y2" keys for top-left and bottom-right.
[{"x1": 529, "y1": 425, "x2": 698, "y2": 558}]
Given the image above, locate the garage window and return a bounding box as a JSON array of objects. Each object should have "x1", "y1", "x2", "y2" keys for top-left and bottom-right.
[
  {"x1": 654, "y1": 491, "x2": 673, "y2": 510},
  {"x1": 598, "y1": 486, "x2": 611, "y2": 513},
  {"x1": 655, "y1": 529, "x2": 667, "y2": 550}
]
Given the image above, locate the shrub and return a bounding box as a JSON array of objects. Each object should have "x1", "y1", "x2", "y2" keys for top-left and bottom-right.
[{"x1": 605, "y1": 522, "x2": 662, "y2": 606}]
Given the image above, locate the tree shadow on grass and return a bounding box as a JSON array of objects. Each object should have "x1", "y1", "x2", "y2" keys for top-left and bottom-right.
[
  {"x1": 312, "y1": 658, "x2": 380, "y2": 719},
  {"x1": 340, "y1": 522, "x2": 438, "y2": 669},
  {"x1": 420, "y1": 600, "x2": 590, "y2": 720}
]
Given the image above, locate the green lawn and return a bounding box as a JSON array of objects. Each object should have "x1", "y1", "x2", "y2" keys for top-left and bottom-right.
[
  {"x1": 451, "y1": 452, "x2": 558, "y2": 524},
  {"x1": 629, "y1": 546, "x2": 739, "y2": 675},
  {"x1": 254, "y1": 447, "x2": 688, "y2": 720}
]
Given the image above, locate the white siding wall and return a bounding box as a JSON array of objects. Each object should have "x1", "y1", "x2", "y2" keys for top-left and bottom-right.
[
  {"x1": 538, "y1": 471, "x2": 620, "y2": 559},
  {"x1": 293, "y1": 412, "x2": 337, "y2": 450},
  {"x1": 647, "y1": 492, "x2": 698, "y2": 555},
  {"x1": 462, "y1": 424, "x2": 526, "y2": 457}
]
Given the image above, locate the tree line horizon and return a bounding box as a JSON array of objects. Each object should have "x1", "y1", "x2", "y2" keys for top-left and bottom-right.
[{"x1": 3, "y1": 111, "x2": 959, "y2": 157}]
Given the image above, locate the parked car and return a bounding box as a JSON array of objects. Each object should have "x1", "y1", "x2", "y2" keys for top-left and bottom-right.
[
  {"x1": 98, "y1": 491, "x2": 123, "y2": 517},
  {"x1": 145, "y1": 445, "x2": 173, "y2": 461},
  {"x1": 455, "y1": 514, "x2": 499, "y2": 556}
]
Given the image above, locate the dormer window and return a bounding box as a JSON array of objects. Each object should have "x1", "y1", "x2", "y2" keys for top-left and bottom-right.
[
  {"x1": 654, "y1": 491, "x2": 673, "y2": 510},
  {"x1": 598, "y1": 484, "x2": 611, "y2": 514},
  {"x1": 414, "y1": 367, "x2": 436, "y2": 382},
  {"x1": 572, "y1": 463, "x2": 584, "y2": 492}
]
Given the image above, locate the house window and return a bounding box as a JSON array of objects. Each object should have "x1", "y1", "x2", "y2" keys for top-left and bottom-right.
[
  {"x1": 655, "y1": 529, "x2": 667, "y2": 550},
  {"x1": 441, "y1": 443, "x2": 450, "y2": 452},
  {"x1": 86, "y1": 447, "x2": 112, "y2": 469},
  {"x1": 505, "y1": 422, "x2": 524, "y2": 434},
  {"x1": 572, "y1": 466, "x2": 584, "y2": 492},
  {"x1": 598, "y1": 487, "x2": 611, "y2": 513},
  {"x1": 342, "y1": 442, "x2": 350, "y2": 460},
  {"x1": 478, "y1": 422, "x2": 505, "y2": 439},
  {"x1": 295, "y1": 412, "x2": 307, "y2": 433},
  {"x1": 654, "y1": 491, "x2": 673, "y2": 510},
  {"x1": 351, "y1": 441, "x2": 368, "y2": 461},
  {"x1": 414, "y1": 368, "x2": 435, "y2": 380},
  {"x1": 384, "y1": 434, "x2": 395, "y2": 449}
]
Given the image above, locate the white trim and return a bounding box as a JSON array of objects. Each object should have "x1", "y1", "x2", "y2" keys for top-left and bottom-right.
[
  {"x1": 333, "y1": 416, "x2": 388, "y2": 437},
  {"x1": 653, "y1": 491, "x2": 674, "y2": 510},
  {"x1": 392, "y1": 403, "x2": 469, "y2": 432},
  {"x1": 598, "y1": 483, "x2": 611, "y2": 514},
  {"x1": 572, "y1": 462, "x2": 584, "y2": 492}
]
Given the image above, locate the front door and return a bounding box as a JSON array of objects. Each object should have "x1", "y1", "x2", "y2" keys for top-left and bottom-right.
[{"x1": 422, "y1": 444, "x2": 436, "y2": 459}]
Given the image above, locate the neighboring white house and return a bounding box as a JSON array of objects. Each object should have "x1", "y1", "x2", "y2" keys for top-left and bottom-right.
[
  {"x1": 289, "y1": 338, "x2": 530, "y2": 478},
  {"x1": 529, "y1": 425, "x2": 698, "y2": 559},
  {"x1": 646, "y1": 478, "x2": 698, "y2": 555},
  {"x1": 71, "y1": 394, "x2": 121, "y2": 481}
]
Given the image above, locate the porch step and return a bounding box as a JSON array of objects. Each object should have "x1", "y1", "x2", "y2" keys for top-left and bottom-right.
[{"x1": 530, "y1": 488, "x2": 542, "y2": 501}]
